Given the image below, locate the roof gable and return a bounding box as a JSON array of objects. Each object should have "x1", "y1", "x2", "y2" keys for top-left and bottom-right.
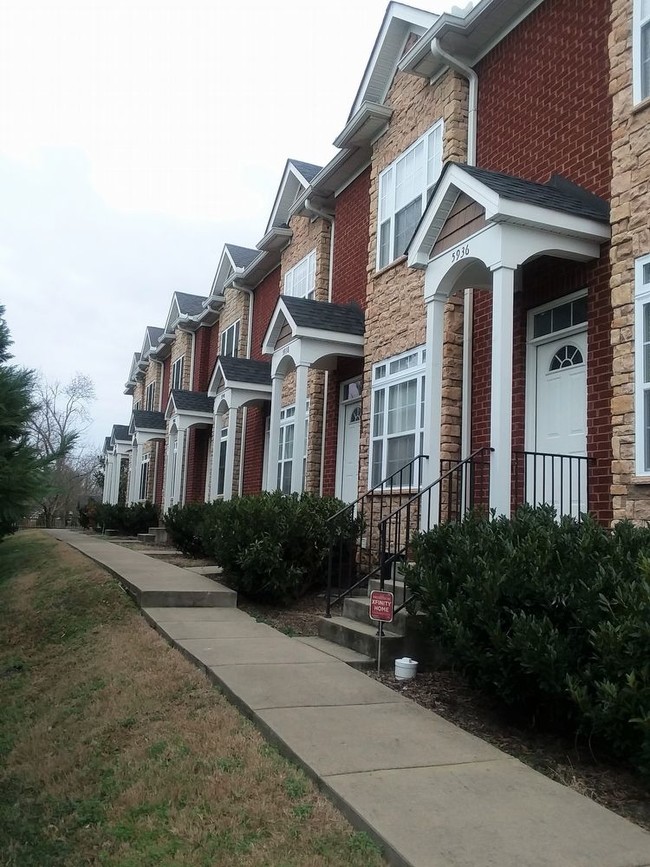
[{"x1": 265, "y1": 159, "x2": 323, "y2": 234}]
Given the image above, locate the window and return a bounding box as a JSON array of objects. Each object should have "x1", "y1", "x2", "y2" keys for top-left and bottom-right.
[
  {"x1": 216, "y1": 426, "x2": 228, "y2": 497},
  {"x1": 284, "y1": 250, "x2": 316, "y2": 300},
  {"x1": 377, "y1": 121, "x2": 443, "y2": 270},
  {"x1": 634, "y1": 0, "x2": 650, "y2": 103},
  {"x1": 371, "y1": 347, "x2": 426, "y2": 487},
  {"x1": 221, "y1": 320, "x2": 240, "y2": 358},
  {"x1": 276, "y1": 403, "x2": 309, "y2": 493},
  {"x1": 138, "y1": 453, "x2": 150, "y2": 501},
  {"x1": 171, "y1": 356, "x2": 184, "y2": 391},
  {"x1": 635, "y1": 255, "x2": 650, "y2": 474},
  {"x1": 133, "y1": 400, "x2": 141, "y2": 411},
  {"x1": 532, "y1": 296, "x2": 587, "y2": 339},
  {"x1": 145, "y1": 382, "x2": 156, "y2": 412}
]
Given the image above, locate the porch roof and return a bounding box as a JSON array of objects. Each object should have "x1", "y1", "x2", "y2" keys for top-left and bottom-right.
[
  {"x1": 111, "y1": 424, "x2": 131, "y2": 444},
  {"x1": 281, "y1": 297, "x2": 364, "y2": 336},
  {"x1": 130, "y1": 411, "x2": 166, "y2": 434},
  {"x1": 218, "y1": 357, "x2": 272, "y2": 387},
  {"x1": 170, "y1": 389, "x2": 214, "y2": 414}
]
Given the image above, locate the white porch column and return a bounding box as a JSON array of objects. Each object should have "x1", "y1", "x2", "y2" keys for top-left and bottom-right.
[
  {"x1": 291, "y1": 363, "x2": 309, "y2": 494},
  {"x1": 102, "y1": 455, "x2": 113, "y2": 503},
  {"x1": 422, "y1": 295, "x2": 447, "y2": 525},
  {"x1": 112, "y1": 454, "x2": 123, "y2": 504},
  {"x1": 266, "y1": 374, "x2": 283, "y2": 491},
  {"x1": 129, "y1": 443, "x2": 141, "y2": 504},
  {"x1": 223, "y1": 409, "x2": 238, "y2": 500},
  {"x1": 489, "y1": 266, "x2": 516, "y2": 517},
  {"x1": 209, "y1": 415, "x2": 223, "y2": 500},
  {"x1": 172, "y1": 428, "x2": 186, "y2": 506},
  {"x1": 163, "y1": 434, "x2": 175, "y2": 512}
]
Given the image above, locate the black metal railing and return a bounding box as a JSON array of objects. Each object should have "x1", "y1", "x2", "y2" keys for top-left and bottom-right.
[
  {"x1": 325, "y1": 454, "x2": 426, "y2": 617},
  {"x1": 513, "y1": 450, "x2": 591, "y2": 521},
  {"x1": 377, "y1": 447, "x2": 492, "y2": 614}
]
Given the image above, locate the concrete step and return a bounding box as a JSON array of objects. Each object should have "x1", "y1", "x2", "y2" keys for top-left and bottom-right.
[
  {"x1": 137, "y1": 532, "x2": 156, "y2": 544},
  {"x1": 148, "y1": 526, "x2": 168, "y2": 545},
  {"x1": 368, "y1": 577, "x2": 408, "y2": 605},
  {"x1": 186, "y1": 565, "x2": 223, "y2": 576},
  {"x1": 295, "y1": 636, "x2": 375, "y2": 670},
  {"x1": 342, "y1": 595, "x2": 408, "y2": 635},
  {"x1": 317, "y1": 615, "x2": 404, "y2": 662}
]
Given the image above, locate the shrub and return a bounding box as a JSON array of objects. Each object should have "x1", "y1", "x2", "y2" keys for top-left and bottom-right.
[
  {"x1": 164, "y1": 493, "x2": 357, "y2": 604},
  {"x1": 91, "y1": 501, "x2": 159, "y2": 536},
  {"x1": 405, "y1": 506, "x2": 650, "y2": 774}
]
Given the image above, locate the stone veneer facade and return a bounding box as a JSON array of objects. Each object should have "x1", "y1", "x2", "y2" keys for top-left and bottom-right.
[
  {"x1": 359, "y1": 67, "x2": 469, "y2": 492},
  {"x1": 609, "y1": 0, "x2": 650, "y2": 522}
]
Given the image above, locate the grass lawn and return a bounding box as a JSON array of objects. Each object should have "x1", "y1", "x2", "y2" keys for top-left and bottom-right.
[{"x1": 0, "y1": 531, "x2": 384, "y2": 867}]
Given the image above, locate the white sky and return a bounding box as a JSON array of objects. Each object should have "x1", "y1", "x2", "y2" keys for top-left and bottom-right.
[{"x1": 0, "y1": 0, "x2": 448, "y2": 449}]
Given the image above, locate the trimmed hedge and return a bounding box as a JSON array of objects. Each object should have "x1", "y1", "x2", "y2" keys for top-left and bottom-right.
[
  {"x1": 405, "y1": 506, "x2": 650, "y2": 775},
  {"x1": 79, "y1": 501, "x2": 159, "y2": 537},
  {"x1": 164, "y1": 492, "x2": 357, "y2": 604}
]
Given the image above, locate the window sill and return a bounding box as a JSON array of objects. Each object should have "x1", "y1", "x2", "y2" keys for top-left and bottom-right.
[
  {"x1": 632, "y1": 95, "x2": 650, "y2": 116},
  {"x1": 631, "y1": 476, "x2": 650, "y2": 486},
  {"x1": 373, "y1": 255, "x2": 407, "y2": 280}
]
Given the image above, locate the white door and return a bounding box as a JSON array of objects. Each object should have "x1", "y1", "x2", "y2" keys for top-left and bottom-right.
[
  {"x1": 338, "y1": 400, "x2": 361, "y2": 503},
  {"x1": 528, "y1": 330, "x2": 587, "y2": 517}
]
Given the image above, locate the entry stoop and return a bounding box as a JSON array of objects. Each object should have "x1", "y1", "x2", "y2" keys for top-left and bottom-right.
[
  {"x1": 137, "y1": 527, "x2": 168, "y2": 546},
  {"x1": 137, "y1": 532, "x2": 156, "y2": 544}
]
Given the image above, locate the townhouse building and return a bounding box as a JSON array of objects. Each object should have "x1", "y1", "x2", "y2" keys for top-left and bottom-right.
[{"x1": 102, "y1": 0, "x2": 648, "y2": 556}]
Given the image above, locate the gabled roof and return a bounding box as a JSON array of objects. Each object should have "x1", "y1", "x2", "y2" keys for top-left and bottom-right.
[
  {"x1": 130, "y1": 410, "x2": 166, "y2": 433},
  {"x1": 226, "y1": 244, "x2": 259, "y2": 269},
  {"x1": 175, "y1": 291, "x2": 207, "y2": 316},
  {"x1": 282, "y1": 297, "x2": 365, "y2": 335},
  {"x1": 219, "y1": 357, "x2": 272, "y2": 387},
  {"x1": 348, "y1": 2, "x2": 437, "y2": 120},
  {"x1": 103, "y1": 436, "x2": 111, "y2": 453},
  {"x1": 208, "y1": 243, "x2": 260, "y2": 302},
  {"x1": 111, "y1": 424, "x2": 131, "y2": 443},
  {"x1": 169, "y1": 389, "x2": 214, "y2": 415},
  {"x1": 264, "y1": 159, "x2": 323, "y2": 235},
  {"x1": 139, "y1": 326, "x2": 164, "y2": 365}
]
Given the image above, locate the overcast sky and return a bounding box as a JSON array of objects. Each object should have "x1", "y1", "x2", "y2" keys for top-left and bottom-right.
[{"x1": 0, "y1": 0, "x2": 448, "y2": 450}]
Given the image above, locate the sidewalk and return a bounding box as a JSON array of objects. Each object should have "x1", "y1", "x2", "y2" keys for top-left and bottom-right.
[{"x1": 52, "y1": 530, "x2": 650, "y2": 867}]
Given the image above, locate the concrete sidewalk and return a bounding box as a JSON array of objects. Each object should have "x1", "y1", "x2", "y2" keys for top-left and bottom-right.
[{"x1": 51, "y1": 530, "x2": 650, "y2": 867}]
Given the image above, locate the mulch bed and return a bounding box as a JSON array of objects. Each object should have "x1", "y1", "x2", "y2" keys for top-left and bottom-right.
[
  {"x1": 369, "y1": 668, "x2": 650, "y2": 832},
  {"x1": 236, "y1": 591, "x2": 324, "y2": 636}
]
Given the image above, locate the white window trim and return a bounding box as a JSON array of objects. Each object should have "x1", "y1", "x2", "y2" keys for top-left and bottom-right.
[
  {"x1": 370, "y1": 346, "x2": 426, "y2": 489},
  {"x1": 216, "y1": 425, "x2": 228, "y2": 498},
  {"x1": 145, "y1": 381, "x2": 156, "y2": 412},
  {"x1": 283, "y1": 249, "x2": 316, "y2": 300},
  {"x1": 635, "y1": 254, "x2": 650, "y2": 474},
  {"x1": 171, "y1": 356, "x2": 184, "y2": 391},
  {"x1": 633, "y1": 0, "x2": 650, "y2": 104},
  {"x1": 277, "y1": 405, "x2": 296, "y2": 494},
  {"x1": 138, "y1": 452, "x2": 150, "y2": 502},
  {"x1": 220, "y1": 320, "x2": 241, "y2": 358},
  {"x1": 376, "y1": 119, "x2": 444, "y2": 271}
]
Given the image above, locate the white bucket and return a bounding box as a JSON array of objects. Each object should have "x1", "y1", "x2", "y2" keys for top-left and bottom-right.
[{"x1": 394, "y1": 657, "x2": 418, "y2": 680}]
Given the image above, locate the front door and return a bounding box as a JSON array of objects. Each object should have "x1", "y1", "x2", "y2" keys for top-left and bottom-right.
[
  {"x1": 337, "y1": 398, "x2": 361, "y2": 503},
  {"x1": 527, "y1": 327, "x2": 587, "y2": 517}
]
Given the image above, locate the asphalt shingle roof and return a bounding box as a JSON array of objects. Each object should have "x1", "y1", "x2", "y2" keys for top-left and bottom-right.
[
  {"x1": 175, "y1": 291, "x2": 207, "y2": 316},
  {"x1": 112, "y1": 424, "x2": 131, "y2": 441},
  {"x1": 290, "y1": 159, "x2": 323, "y2": 183},
  {"x1": 458, "y1": 164, "x2": 609, "y2": 222},
  {"x1": 226, "y1": 244, "x2": 259, "y2": 269},
  {"x1": 103, "y1": 436, "x2": 111, "y2": 452},
  {"x1": 283, "y1": 297, "x2": 365, "y2": 336},
  {"x1": 170, "y1": 390, "x2": 214, "y2": 414},
  {"x1": 218, "y1": 357, "x2": 272, "y2": 387},
  {"x1": 131, "y1": 411, "x2": 166, "y2": 432},
  {"x1": 147, "y1": 326, "x2": 164, "y2": 345}
]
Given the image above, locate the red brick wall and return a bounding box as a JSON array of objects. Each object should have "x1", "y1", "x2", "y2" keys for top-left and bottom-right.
[
  {"x1": 331, "y1": 168, "x2": 371, "y2": 309},
  {"x1": 243, "y1": 406, "x2": 267, "y2": 494},
  {"x1": 185, "y1": 427, "x2": 209, "y2": 503},
  {"x1": 192, "y1": 325, "x2": 213, "y2": 392},
  {"x1": 470, "y1": 0, "x2": 612, "y2": 522},
  {"x1": 322, "y1": 358, "x2": 364, "y2": 498},
  {"x1": 251, "y1": 266, "x2": 281, "y2": 361}
]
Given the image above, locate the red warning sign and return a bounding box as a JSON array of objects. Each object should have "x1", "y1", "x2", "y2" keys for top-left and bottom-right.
[{"x1": 369, "y1": 590, "x2": 394, "y2": 623}]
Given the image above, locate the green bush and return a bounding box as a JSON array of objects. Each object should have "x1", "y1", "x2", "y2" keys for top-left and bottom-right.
[
  {"x1": 164, "y1": 492, "x2": 357, "y2": 604},
  {"x1": 405, "y1": 506, "x2": 650, "y2": 774},
  {"x1": 90, "y1": 501, "x2": 159, "y2": 536}
]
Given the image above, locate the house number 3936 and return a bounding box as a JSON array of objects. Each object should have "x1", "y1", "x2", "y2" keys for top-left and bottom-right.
[{"x1": 451, "y1": 244, "x2": 470, "y2": 263}]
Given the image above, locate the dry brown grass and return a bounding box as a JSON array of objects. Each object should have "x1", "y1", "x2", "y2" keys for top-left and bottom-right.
[{"x1": 0, "y1": 532, "x2": 384, "y2": 867}]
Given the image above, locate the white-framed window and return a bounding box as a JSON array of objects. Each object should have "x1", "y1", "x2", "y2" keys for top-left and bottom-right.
[
  {"x1": 276, "y1": 402, "x2": 309, "y2": 493},
  {"x1": 138, "y1": 453, "x2": 150, "y2": 501},
  {"x1": 221, "y1": 320, "x2": 240, "y2": 358},
  {"x1": 133, "y1": 400, "x2": 141, "y2": 411},
  {"x1": 216, "y1": 425, "x2": 228, "y2": 497},
  {"x1": 145, "y1": 381, "x2": 156, "y2": 412},
  {"x1": 634, "y1": 0, "x2": 650, "y2": 103},
  {"x1": 284, "y1": 250, "x2": 316, "y2": 300},
  {"x1": 634, "y1": 254, "x2": 650, "y2": 474},
  {"x1": 377, "y1": 120, "x2": 443, "y2": 270},
  {"x1": 171, "y1": 356, "x2": 184, "y2": 391},
  {"x1": 371, "y1": 346, "x2": 426, "y2": 487}
]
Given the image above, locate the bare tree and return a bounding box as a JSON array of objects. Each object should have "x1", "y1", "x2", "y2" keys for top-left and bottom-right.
[{"x1": 28, "y1": 373, "x2": 99, "y2": 527}]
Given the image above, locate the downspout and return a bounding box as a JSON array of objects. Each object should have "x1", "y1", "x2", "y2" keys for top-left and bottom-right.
[
  {"x1": 431, "y1": 38, "x2": 478, "y2": 459},
  {"x1": 234, "y1": 280, "x2": 255, "y2": 497},
  {"x1": 305, "y1": 199, "x2": 335, "y2": 495}
]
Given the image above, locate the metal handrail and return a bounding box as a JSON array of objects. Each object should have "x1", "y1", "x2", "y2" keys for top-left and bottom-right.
[{"x1": 513, "y1": 449, "x2": 592, "y2": 521}]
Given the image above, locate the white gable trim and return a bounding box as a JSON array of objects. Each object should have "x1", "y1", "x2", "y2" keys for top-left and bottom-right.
[{"x1": 265, "y1": 161, "x2": 314, "y2": 235}]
